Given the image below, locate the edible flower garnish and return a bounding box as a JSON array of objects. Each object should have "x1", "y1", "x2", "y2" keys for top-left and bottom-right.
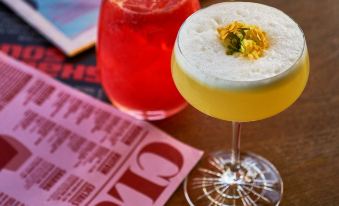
[{"x1": 217, "y1": 21, "x2": 269, "y2": 59}]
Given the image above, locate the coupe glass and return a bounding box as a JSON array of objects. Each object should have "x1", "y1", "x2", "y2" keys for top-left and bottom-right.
[{"x1": 171, "y1": 4, "x2": 309, "y2": 206}]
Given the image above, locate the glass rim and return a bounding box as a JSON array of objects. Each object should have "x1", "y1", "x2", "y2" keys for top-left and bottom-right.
[
  {"x1": 108, "y1": 0, "x2": 192, "y2": 15},
  {"x1": 176, "y1": 2, "x2": 306, "y2": 87}
]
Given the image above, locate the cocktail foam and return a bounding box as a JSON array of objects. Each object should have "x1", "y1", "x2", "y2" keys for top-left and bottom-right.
[{"x1": 175, "y1": 2, "x2": 305, "y2": 88}]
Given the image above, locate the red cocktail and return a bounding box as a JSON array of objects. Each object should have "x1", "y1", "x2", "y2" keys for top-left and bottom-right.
[{"x1": 97, "y1": 0, "x2": 200, "y2": 120}]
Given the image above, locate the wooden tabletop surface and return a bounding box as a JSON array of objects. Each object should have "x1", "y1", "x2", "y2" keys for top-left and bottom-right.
[{"x1": 158, "y1": 0, "x2": 339, "y2": 205}]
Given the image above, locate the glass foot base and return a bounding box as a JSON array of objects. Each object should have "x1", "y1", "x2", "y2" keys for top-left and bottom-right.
[
  {"x1": 184, "y1": 151, "x2": 283, "y2": 206},
  {"x1": 113, "y1": 101, "x2": 187, "y2": 121}
]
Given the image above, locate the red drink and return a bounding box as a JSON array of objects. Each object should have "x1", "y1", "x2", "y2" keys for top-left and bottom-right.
[{"x1": 97, "y1": 0, "x2": 200, "y2": 120}]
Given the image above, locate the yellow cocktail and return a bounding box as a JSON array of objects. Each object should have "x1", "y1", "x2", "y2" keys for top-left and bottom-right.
[
  {"x1": 172, "y1": 2, "x2": 309, "y2": 206},
  {"x1": 172, "y1": 45, "x2": 309, "y2": 122}
]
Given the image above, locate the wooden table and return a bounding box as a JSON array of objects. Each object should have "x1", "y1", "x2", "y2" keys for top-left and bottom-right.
[{"x1": 158, "y1": 0, "x2": 339, "y2": 205}]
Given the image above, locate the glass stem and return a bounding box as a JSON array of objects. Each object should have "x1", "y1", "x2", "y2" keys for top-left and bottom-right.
[{"x1": 231, "y1": 122, "x2": 241, "y2": 166}]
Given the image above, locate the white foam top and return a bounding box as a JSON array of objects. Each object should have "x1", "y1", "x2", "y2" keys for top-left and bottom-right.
[{"x1": 175, "y1": 2, "x2": 305, "y2": 88}]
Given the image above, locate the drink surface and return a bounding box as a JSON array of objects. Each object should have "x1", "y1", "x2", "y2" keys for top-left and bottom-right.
[
  {"x1": 98, "y1": 0, "x2": 200, "y2": 120},
  {"x1": 114, "y1": 0, "x2": 182, "y2": 13},
  {"x1": 172, "y1": 2, "x2": 309, "y2": 121},
  {"x1": 176, "y1": 2, "x2": 305, "y2": 86}
]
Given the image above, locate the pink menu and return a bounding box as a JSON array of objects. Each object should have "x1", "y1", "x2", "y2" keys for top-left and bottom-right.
[{"x1": 0, "y1": 53, "x2": 203, "y2": 206}]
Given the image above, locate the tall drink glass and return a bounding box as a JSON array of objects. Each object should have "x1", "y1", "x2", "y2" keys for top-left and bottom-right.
[
  {"x1": 97, "y1": 0, "x2": 200, "y2": 120},
  {"x1": 172, "y1": 2, "x2": 309, "y2": 205}
]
